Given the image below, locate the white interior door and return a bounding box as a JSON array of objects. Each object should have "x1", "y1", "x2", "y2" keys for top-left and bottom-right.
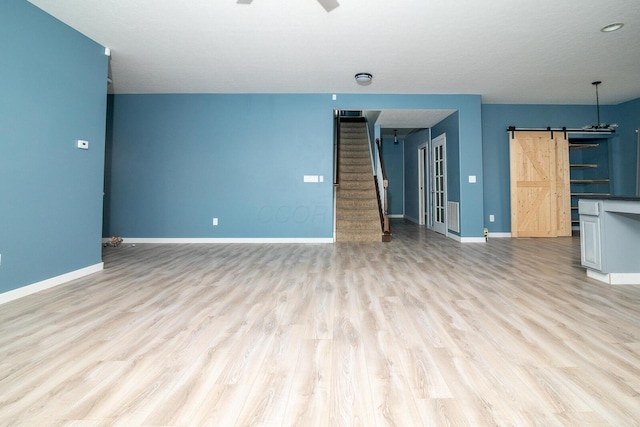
[
  {"x1": 431, "y1": 134, "x2": 447, "y2": 235},
  {"x1": 417, "y1": 145, "x2": 426, "y2": 225}
]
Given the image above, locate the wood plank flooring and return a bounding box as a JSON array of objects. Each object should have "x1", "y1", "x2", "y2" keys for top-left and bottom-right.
[{"x1": 2, "y1": 220, "x2": 640, "y2": 426}]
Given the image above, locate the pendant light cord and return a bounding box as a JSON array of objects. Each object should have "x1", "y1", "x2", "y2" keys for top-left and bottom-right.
[{"x1": 593, "y1": 81, "x2": 601, "y2": 127}]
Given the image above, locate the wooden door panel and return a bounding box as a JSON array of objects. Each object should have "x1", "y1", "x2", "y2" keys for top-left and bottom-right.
[
  {"x1": 510, "y1": 131, "x2": 570, "y2": 237},
  {"x1": 514, "y1": 187, "x2": 552, "y2": 237}
]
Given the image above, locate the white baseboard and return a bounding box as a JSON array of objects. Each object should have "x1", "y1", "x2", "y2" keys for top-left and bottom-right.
[
  {"x1": 460, "y1": 237, "x2": 487, "y2": 243},
  {"x1": 389, "y1": 214, "x2": 404, "y2": 219},
  {"x1": 488, "y1": 232, "x2": 512, "y2": 238},
  {"x1": 0, "y1": 262, "x2": 104, "y2": 305},
  {"x1": 105, "y1": 237, "x2": 333, "y2": 244},
  {"x1": 587, "y1": 269, "x2": 640, "y2": 285},
  {"x1": 448, "y1": 234, "x2": 486, "y2": 243}
]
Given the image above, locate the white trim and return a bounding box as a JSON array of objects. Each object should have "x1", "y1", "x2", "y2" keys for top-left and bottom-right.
[
  {"x1": 460, "y1": 237, "x2": 487, "y2": 243},
  {"x1": 447, "y1": 234, "x2": 462, "y2": 242},
  {"x1": 447, "y1": 234, "x2": 486, "y2": 243},
  {"x1": 431, "y1": 133, "x2": 447, "y2": 235},
  {"x1": 0, "y1": 263, "x2": 104, "y2": 305},
  {"x1": 107, "y1": 237, "x2": 334, "y2": 244},
  {"x1": 587, "y1": 269, "x2": 640, "y2": 285},
  {"x1": 389, "y1": 214, "x2": 404, "y2": 219},
  {"x1": 417, "y1": 143, "x2": 427, "y2": 226},
  {"x1": 488, "y1": 232, "x2": 512, "y2": 238}
]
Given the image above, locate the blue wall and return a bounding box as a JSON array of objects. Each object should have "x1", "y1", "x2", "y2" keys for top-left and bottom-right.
[
  {"x1": 380, "y1": 136, "x2": 404, "y2": 215},
  {"x1": 106, "y1": 94, "x2": 485, "y2": 239},
  {"x1": 107, "y1": 94, "x2": 335, "y2": 238},
  {"x1": 481, "y1": 103, "x2": 623, "y2": 233},
  {"x1": 336, "y1": 95, "x2": 484, "y2": 237},
  {"x1": 432, "y1": 112, "x2": 466, "y2": 235},
  {"x1": 0, "y1": 0, "x2": 108, "y2": 293},
  {"x1": 403, "y1": 129, "x2": 430, "y2": 223},
  {"x1": 613, "y1": 97, "x2": 640, "y2": 195}
]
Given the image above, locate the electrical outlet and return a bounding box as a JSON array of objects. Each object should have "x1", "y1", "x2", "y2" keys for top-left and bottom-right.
[
  {"x1": 213, "y1": 218, "x2": 218, "y2": 226},
  {"x1": 489, "y1": 215, "x2": 495, "y2": 222}
]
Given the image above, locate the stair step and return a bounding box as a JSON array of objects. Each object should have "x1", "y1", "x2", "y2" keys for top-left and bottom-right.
[
  {"x1": 339, "y1": 145, "x2": 369, "y2": 152},
  {"x1": 340, "y1": 156, "x2": 370, "y2": 163},
  {"x1": 336, "y1": 198, "x2": 379, "y2": 208},
  {"x1": 340, "y1": 135, "x2": 367, "y2": 140},
  {"x1": 340, "y1": 156, "x2": 371, "y2": 165},
  {"x1": 340, "y1": 171, "x2": 373, "y2": 181},
  {"x1": 336, "y1": 210, "x2": 379, "y2": 221},
  {"x1": 336, "y1": 120, "x2": 382, "y2": 243},
  {"x1": 339, "y1": 151, "x2": 369, "y2": 158},
  {"x1": 339, "y1": 167, "x2": 372, "y2": 176},
  {"x1": 336, "y1": 219, "x2": 382, "y2": 234},
  {"x1": 335, "y1": 225, "x2": 381, "y2": 242},
  {"x1": 337, "y1": 185, "x2": 376, "y2": 196},
  {"x1": 335, "y1": 233, "x2": 381, "y2": 243},
  {"x1": 339, "y1": 151, "x2": 370, "y2": 159},
  {"x1": 338, "y1": 181, "x2": 375, "y2": 191}
]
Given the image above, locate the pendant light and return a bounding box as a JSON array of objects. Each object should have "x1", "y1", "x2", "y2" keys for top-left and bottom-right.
[{"x1": 583, "y1": 81, "x2": 617, "y2": 131}]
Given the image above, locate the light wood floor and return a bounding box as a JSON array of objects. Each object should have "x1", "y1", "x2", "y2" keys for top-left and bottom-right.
[{"x1": 2, "y1": 220, "x2": 640, "y2": 426}]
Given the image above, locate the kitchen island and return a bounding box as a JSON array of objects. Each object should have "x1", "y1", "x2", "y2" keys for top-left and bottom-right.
[{"x1": 578, "y1": 196, "x2": 640, "y2": 285}]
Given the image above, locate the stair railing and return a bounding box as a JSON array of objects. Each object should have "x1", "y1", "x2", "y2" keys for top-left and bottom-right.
[{"x1": 374, "y1": 138, "x2": 391, "y2": 240}]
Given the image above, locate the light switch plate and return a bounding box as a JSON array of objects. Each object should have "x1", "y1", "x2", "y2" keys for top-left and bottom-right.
[{"x1": 468, "y1": 175, "x2": 476, "y2": 183}]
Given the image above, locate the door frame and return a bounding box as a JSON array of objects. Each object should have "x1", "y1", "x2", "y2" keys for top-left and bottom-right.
[
  {"x1": 417, "y1": 143, "x2": 427, "y2": 226},
  {"x1": 431, "y1": 133, "x2": 447, "y2": 235}
]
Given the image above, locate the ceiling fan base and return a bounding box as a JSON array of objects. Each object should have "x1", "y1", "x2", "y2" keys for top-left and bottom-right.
[
  {"x1": 237, "y1": 0, "x2": 339, "y2": 12},
  {"x1": 317, "y1": 0, "x2": 340, "y2": 12}
]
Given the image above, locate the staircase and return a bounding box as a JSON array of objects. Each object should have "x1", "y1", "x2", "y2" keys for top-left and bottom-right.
[{"x1": 335, "y1": 119, "x2": 383, "y2": 242}]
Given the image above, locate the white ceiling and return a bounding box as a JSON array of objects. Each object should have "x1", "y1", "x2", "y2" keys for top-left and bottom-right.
[
  {"x1": 27, "y1": 0, "x2": 640, "y2": 104},
  {"x1": 375, "y1": 109, "x2": 456, "y2": 136}
]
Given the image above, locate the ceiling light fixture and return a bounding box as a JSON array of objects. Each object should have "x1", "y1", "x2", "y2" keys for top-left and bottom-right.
[
  {"x1": 355, "y1": 73, "x2": 372, "y2": 85},
  {"x1": 583, "y1": 81, "x2": 617, "y2": 131},
  {"x1": 601, "y1": 22, "x2": 624, "y2": 32}
]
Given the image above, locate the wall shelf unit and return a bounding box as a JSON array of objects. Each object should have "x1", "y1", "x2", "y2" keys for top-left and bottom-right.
[{"x1": 569, "y1": 133, "x2": 613, "y2": 228}]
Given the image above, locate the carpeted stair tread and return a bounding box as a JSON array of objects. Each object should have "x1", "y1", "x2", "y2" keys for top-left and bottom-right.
[{"x1": 336, "y1": 119, "x2": 383, "y2": 242}]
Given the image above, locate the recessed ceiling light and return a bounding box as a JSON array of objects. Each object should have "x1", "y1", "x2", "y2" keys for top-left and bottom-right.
[{"x1": 601, "y1": 22, "x2": 624, "y2": 32}]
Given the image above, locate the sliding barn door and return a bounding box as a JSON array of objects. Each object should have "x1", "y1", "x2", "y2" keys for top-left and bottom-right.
[{"x1": 510, "y1": 131, "x2": 570, "y2": 237}]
